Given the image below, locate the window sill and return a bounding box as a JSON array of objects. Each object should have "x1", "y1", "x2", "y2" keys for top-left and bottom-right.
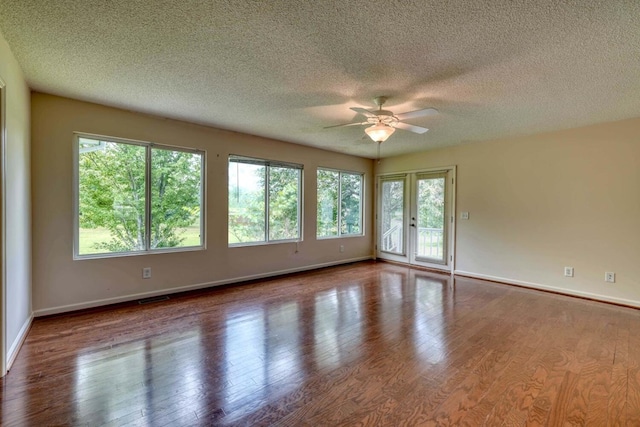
[
  {"x1": 228, "y1": 239, "x2": 301, "y2": 248},
  {"x1": 316, "y1": 234, "x2": 364, "y2": 240},
  {"x1": 74, "y1": 245, "x2": 205, "y2": 260}
]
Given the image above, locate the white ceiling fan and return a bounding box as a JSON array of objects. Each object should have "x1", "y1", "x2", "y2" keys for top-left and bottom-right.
[{"x1": 326, "y1": 96, "x2": 438, "y2": 143}]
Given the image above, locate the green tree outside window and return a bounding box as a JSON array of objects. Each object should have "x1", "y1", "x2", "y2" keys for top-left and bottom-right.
[{"x1": 77, "y1": 136, "x2": 203, "y2": 256}]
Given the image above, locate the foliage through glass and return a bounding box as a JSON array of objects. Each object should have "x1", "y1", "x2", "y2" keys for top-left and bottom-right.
[
  {"x1": 317, "y1": 169, "x2": 363, "y2": 238},
  {"x1": 77, "y1": 136, "x2": 203, "y2": 256},
  {"x1": 228, "y1": 157, "x2": 301, "y2": 245}
]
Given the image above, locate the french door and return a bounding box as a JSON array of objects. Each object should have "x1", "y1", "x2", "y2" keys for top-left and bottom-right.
[{"x1": 377, "y1": 168, "x2": 455, "y2": 271}]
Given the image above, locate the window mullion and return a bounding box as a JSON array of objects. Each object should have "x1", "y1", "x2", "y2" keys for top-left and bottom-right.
[
  {"x1": 145, "y1": 145, "x2": 152, "y2": 251},
  {"x1": 337, "y1": 172, "x2": 343, "y2": 236},
  {"x1": 265, "y1": 165, "x2": 270, "y2": 242},
  {"x1": 297, "y1": 170, "x2": 302, "y2": 241}
]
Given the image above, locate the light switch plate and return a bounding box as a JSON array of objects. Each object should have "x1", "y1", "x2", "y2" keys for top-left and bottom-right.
[{"x1": 460, "y1": 212, "x2": 469, "y2": 220}]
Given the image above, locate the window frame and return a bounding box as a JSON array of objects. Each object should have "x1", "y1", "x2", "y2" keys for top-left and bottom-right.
[
  {"x1": 228, "y1": 155, "x2": 303, "y2": 247},
  {"x1": 316, "y1": 167, "x2": 364, "y2": 240},
  {"x1": 73, "y1": 132, "x2": 206, "y2": 260}
]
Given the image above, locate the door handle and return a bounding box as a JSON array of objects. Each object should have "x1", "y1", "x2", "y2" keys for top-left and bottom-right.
[{"x1": 411, "y1": 223, "x2": 416, "y2": 227}]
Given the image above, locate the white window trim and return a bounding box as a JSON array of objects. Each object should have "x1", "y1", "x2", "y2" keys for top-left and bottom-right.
[
  {"x1": 316, "y1": 167, "x2": 365, "y2": 240},
  {"x1": 228, "y1": 154, "x2": 303, "y2": 247},
  {"x1": 73, "y1": 132, "x2": 206, "y2": 260}
]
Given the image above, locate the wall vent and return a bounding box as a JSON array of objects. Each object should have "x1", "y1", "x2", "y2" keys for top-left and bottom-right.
[{"x1": 138, "y1": 295, "x2": 170, "y2": 305}]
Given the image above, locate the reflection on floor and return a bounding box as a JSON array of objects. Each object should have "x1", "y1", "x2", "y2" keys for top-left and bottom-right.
[{"x1": 3, "y1": 260, "x2": 640, "y2": 425}]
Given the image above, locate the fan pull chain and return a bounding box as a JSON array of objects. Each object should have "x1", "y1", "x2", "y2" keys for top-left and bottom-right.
[{"x1": 377, "y1": 141, "x2": 381, "y2": 163}]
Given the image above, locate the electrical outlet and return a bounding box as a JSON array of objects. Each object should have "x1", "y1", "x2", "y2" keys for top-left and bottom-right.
[
  {"x1": 564, "y1": 267, "x2": 574, "y2": 277},
  {"x1": 142, "y1": 267, "x2": 152, "y2": 279},
  {"x1": 339, "y1": 245, "x2": 344, "y2": 253},
  {"x1": 605, "y1": 272, "x2": 615, "y2": 283}
]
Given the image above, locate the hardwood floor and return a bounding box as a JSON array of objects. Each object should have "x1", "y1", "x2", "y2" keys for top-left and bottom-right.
[{"x1": 3, "y1": 260, "x2": 640, "y2": 426}]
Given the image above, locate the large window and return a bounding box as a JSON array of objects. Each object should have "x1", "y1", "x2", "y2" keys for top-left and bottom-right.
[
  {"x1": 317, "y1": 168, "x2": 363, "y2": 238},
  {"x1": 74, "y1": 134, "x2": 204, "y2": 258},
  {"x1": 228, "y1": 155, "x2": 302, "y2": 245}
]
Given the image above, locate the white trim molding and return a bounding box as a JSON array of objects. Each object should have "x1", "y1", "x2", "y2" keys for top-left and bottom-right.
[
  {"x1": 34, "y1": 256, "x2": 373, "y2": 317},
  {"x1": 455, "y1": 270, "x2": 640, "y2": 309},
  {"x1": 7, "y1": 313, "x2": 32, "y2": 371},
  {"x1": 0, "y1": 77, "x2": 6, "y2": 377}
]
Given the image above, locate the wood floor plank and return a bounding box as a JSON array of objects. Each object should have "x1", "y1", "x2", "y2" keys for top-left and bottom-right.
[
  {"x1": 459, "y1": 319, "x2": 551, "y2": 426},
  {"x1": 625, "y1": 323, "x2": 640, "y2": 425},
  {"x1": 2, "y1": 260, "x2": 640, "y2": 425},
  {"x1": 546, "y1": 370, "x2": 580, "y2": 425},
  {"x1": 607, "y1": 338, "x2": 629, "y2": 423}
]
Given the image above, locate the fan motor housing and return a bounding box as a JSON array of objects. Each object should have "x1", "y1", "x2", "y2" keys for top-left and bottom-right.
[{"x1": 368, "y1": 110, "x2": 398, "y2": 126}]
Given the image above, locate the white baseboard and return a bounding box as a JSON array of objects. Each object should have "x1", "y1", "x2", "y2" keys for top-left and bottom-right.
[
  {"x1": 7, "y1": 313, "x2": 33, "y2": 371},
  {"x1": 34, "y1": 256, "x2": 374, "y2": 317},
  {"x1": 454, "y1": 270, "x2": 640, "y2": 309}
]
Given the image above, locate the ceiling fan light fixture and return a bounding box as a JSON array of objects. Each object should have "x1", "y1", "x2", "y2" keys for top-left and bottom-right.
[{"x1": 365, "y1": 123, "x2": 395, "y2": 143}]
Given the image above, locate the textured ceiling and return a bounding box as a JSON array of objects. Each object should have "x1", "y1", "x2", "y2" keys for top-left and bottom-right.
[{"x1": 1, "y1": 1, "x2": 639, "y2": 158}]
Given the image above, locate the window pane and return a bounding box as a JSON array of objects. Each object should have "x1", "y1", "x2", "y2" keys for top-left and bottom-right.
[
  {"x1": 317, "y1": 170, "x2": 339, "y2": 237},
  {"x1": 151, "y1": 148, "x2": 203, "y2": 249},
  {"x1": 268, "y1": 166, "x2": 300, "y2": 241},
  {"x1": 340, "y1": 173, "x2": 362, "y2": 235},
  {"x1": 229, "y1": 161, "x2": 266, "y2": 243},
  {"x1": 78, "y1": 138, "x2": 146, "y2": 255}
]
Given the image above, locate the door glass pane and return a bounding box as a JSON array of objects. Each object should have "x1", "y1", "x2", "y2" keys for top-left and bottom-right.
[
  {"x1": 416, "y1": 177, "x2": 445, "y2": 261},
  {"x1": 380, "y1": 179, "x2": 404, "y2": 254}
]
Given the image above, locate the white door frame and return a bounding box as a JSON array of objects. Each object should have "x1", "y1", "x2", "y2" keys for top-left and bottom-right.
[
  {"x1": 376, "y1": 165, "x2": 456, "y2": 272},
  {"x1": 0, "y1": 77, "x2": 7, "y2": 376}
]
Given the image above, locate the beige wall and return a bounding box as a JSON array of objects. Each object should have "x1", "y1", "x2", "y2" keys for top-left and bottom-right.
[
  {"x1": 0, "y1": 30, "x2": 31, "y2": 367},
  {"x1": 28, "y1": 92, "x2": 640, "y2": 313},
  {"x1": 377, "y1": 117, "x2": 640, "y2": 306},
  {"x1": 31, "y1": 93, "x2": 374, "y2": 314}
]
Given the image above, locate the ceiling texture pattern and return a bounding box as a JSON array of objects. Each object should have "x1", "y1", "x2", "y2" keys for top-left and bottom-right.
[{"x1": 0, "y1": 0, "x2": 639, "y2": 158}]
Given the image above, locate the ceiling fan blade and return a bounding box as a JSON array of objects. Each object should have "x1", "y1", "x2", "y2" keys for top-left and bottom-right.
[
  {"x1": 395, "y1": 108, "x2": 438, "y2": 121},
  {"x1": 395, "y1": 122, "x2": 429, "y2": 134},
  {"x1": 350, "y1": 107, "x2": 377, "y2": 118},
  {"x1": 324, "y1": 121, "x2": 367, "y2": 129}
]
